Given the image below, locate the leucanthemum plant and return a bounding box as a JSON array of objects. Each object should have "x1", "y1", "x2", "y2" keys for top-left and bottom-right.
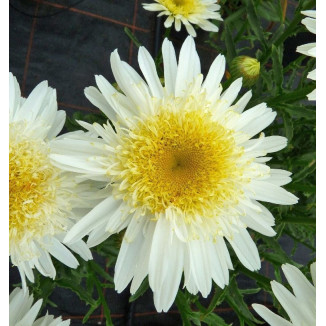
[
  {"x1": 9, "y1": 73, "x2": 100, "y2": 289},
  {"x1": 142, "y1": 0, "x2": 222, "y2": 37},
  {"x1": 50, "y1": 36, "x2": 298, "y2": 312},
  {"x1": 9, "y1": 287, "x2": 70, "y2": 326}
]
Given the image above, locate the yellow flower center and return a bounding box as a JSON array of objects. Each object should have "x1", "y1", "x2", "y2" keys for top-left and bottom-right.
[
  {"x1": 111, "y1": 108, "x2": 245, "y2": 221},
  {"x1": 9, "y1": 126, "x2": 61, "y2": 243},
  {"x1": 159, "y1": 0, "x2": 200, "y2": 17}
]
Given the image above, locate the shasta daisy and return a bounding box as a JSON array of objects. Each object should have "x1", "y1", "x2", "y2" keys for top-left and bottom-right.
[{"x1": 50, "y1": 37, "x2": 298, "y2": 312}]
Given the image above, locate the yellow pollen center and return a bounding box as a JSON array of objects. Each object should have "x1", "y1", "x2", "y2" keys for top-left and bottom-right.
[
  {"x1": 159, "y1": 0, "x2": 199, "y2": 17},
  {"x1": 9, "y1": 131, "x2": 59, "y2": 242},
  {"x1": 112, "y1": 108, "x2": 245, "y2": 220}
]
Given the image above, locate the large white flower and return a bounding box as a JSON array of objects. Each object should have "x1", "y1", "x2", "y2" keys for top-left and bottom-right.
[
  {"x1": 9, "y1": 287, "x2": 70, "y2": 325},
  {"x1": 50, "y1": 37, "x2": 298, "y2": 312},
  {"x1": 142, "y1": 0, "x2": 222, "y2": 37},
  {"x1": 9, "y1": 73, "x2": 98, "y2": 289},
  {"x1": 296, "y1": 10, "x2": 316, "y2": 101},
  {"x1": 253, "y1": 262, "x2": 316, "y2": 326}
]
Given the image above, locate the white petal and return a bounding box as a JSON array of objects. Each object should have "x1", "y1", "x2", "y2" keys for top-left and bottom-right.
[
  {"x1": 15, "y1": 81, "x2": 49, "y2": 122},
  {"x1": 115, "y1": 232, "x2": 144, "y2": 292},
  {"x1": 44, "y1": 237, "x2": 79, "y2": 269},
  {"x1": 148, "y1": 218, "x2": 173, "y2": 292},
  {"x1": 252, "y1": 304, "x2": 292, "y2": 326},
  {"x1": 175, "y1": 36, "x2": 201, "y2": 97},
  {"x1": 202, "y1": 54, "x2": 225, "y2": 101},
  {"x1": 16, "y1": 299, "x2": 42, "y2": 326},
  {"x1": 233, "y1": 90, "x2": 252, "y2": 113},
  {"x1": 282, "y1": 264, "x2": 315, "y2": 304},
  {"x1": 162, "y1": 38, "x2": 178, "y2": 95},
  {"x1": 248, "y1": 180, "x2": 298, "y2": 205},
  {"x1": 47, "y1": 110, "x2": 66, "y2": 139},
  {"x1": 84, "y1": 85, "x2": 116, "y2": 122},
  {"x1": 227, "y1": 228, "x2": 261, "y2": 271},
  {"x1": 138, "y1": 46, "x2": 164, "y2": 98},
  {"x1": 64, "y1": 196, "x2": 120, "y2": 244}
]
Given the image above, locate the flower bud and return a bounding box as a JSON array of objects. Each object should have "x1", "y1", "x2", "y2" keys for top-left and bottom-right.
[{"x1": 230, "y1": 56, "x2": 260, "y2": 87}]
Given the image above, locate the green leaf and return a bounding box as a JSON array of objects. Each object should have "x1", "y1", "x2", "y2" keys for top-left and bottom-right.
[
  {"x1": 243, "y1": 0, "x2": 267, "y2": 48},
  {"x1": 267, "y1": 84, "x2": 316, "y2": 105},
  {"x1": 271, "y1": 45, "x2": 284, "y2": 92},
  {"x1": 257, "y1": 0, "x2": 282, "y2": 22},
  {"x1": 224, "y1": 23, "x2": 237, "y2": 64},
  {"x1": 293, "y1": 159, "x2": 316, "y2": 183},
  {"x1": 279, "y1": 104, "x2": 316, "y2": 120},
  {"x1": 83, "y1": 300, "x2": 101, "y2": 323},
  {"x1": 124, "y1": 27, "x2": 141, "y2": 48},
  {"x1": 282, "y1": 112, "x2": 293, "y2": 142},
  {"x1": 202, "y1": 312, "x2": 230, "y2": 326},
  {"x1": 129, "y1": 277, "x2": 149, "y2": 302},
  {"x1": 56, "y1": 279, "x2": 97, "y2": 306},
  {"x1": 225, "y1": 278, "x2": 264, "y2": 325}
]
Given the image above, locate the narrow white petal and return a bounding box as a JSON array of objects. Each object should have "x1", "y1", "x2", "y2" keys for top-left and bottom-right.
[
  {"x1": 233, "y1": 90, "x2": 252, "y2": 113},
  {"x1": 248, "y1": 180, "x2": 298, "y2": 205},
  {"x1": 202, "y1": 54, "x2": 226, "y2": 101},
  {"x1": 175, "y1": 36, "x2": 201, "y2": 97},
  {"x1": 148, "y1": 218, "x2": 172, "y2": 292},
  {"x1": 16, "y1": 299, "x2": 42, "y2": 326},
  {"x1": 44, "y1": 237, "x2": 79, "y2": 268},
  {"x1": 227, "y1": 228, "x2": 261, "y2": 271},
  {"x1": 64, "y1": 196, "x2": 119, "y2": 244},
  {"x1": 138, "y1": 46, "x2": 164, "y2": 98},
  {"x1": 162, "y1": 38, "x2": 177, "y2": 95},
  {"x1": 252, "y1": 304, "x2": 292, "y2": 326},
  {"x1": 115, "y1": 232, "x2": 144, "y2": 292},
  {"x1": 282, "y1": 264, "x2": 315, "y2": 304}
]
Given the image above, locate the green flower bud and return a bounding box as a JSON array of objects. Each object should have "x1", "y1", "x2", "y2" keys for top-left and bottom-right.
[{"x1": 230, "y1": 56, "x2": 260, "y2": 87}]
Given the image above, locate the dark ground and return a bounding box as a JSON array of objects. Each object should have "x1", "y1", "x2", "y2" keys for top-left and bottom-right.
[{"x1": 9, "y1": 0, "x2": 314, "y2": 325}]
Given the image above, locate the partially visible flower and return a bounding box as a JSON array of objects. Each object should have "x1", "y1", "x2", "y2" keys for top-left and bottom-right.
[
  {"x1": 296, "y1": 10, "x2": 316, "y2": 100},
  {"x1": 9, "y1": 287, "x2": 70, "y2": 325},
  {"x1": 50, "y1": 36, "x2": 298, "y2": 312},
  {"x1": 230, "y1": 56, "x2": 260, "y2": 87},
  {"x1": 253, "y1": 262, "x2": 316, "y2": 326},
  {"x1": 9, "y1": 73, "x2": 99, "y2": 289},
  {"x1": 142, "y1": 0, "x2": 222, "y2": 37}
]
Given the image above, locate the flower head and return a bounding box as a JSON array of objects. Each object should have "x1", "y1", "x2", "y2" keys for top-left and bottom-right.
[
  {"x1": 142, "y1": 0, "x2": 222, "y2": 37},
  {"x1": 51, "y1": 37, "x2": 298, "y2": 312},
  {"x1": 253, "y1": 262, "x2": 316, "y2": 326},
  {"x1": 296, "y1": 10, "x2": 316, "y2": 100},
  {"x1": 9, "y1": 287, "x2": 70, "y2": 325},
  {"x1": 230, "y1": 56, "x2": 260, "y2": 87},
  {"x1": 9, "y1": 73, "x2": 97, "y2": 288}
]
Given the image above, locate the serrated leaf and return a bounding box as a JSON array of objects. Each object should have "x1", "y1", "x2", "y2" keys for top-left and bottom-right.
[
  {"x1": 224, "y1": 23, "x2": 237, "y2": 64},
  {"x1": 282, "y1": 112, "x2": 293, "y2": 142},
  {"x1": 225, "y1": 278, "x2": 264, "y2": 325},
  {"x1": 293, "y1": 160, "x2": 316, "y2": 182},
  {"x1": 56, "y1": 279, "x2": 96, "y2": 306},
  {"x1": 243, "y1": 0, "x2": 267, "y2": 48},
  {"x1": 272, "y1": 45, "x2": 284, "y2": 92}
]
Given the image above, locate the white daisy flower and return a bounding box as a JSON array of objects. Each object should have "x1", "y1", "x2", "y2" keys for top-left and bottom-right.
[
  {"x1": 9, "y1": 73, "x2": 97, "y2": 289},
  {"x1": 253, "y1": 262, "x2": 316, "y2": 326},
  {"x1": 142, "y1": 0, "x2": 222, "y2": 37},
  {"x1": 9, "y1": 287, "x2": 70, "y2": 325},
  {"x1": 50, "y1": 36, "x2": 298, "y2": 312},
  {"x1": 296, "y1": 10, "x2": 316, "y2": 101}
]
